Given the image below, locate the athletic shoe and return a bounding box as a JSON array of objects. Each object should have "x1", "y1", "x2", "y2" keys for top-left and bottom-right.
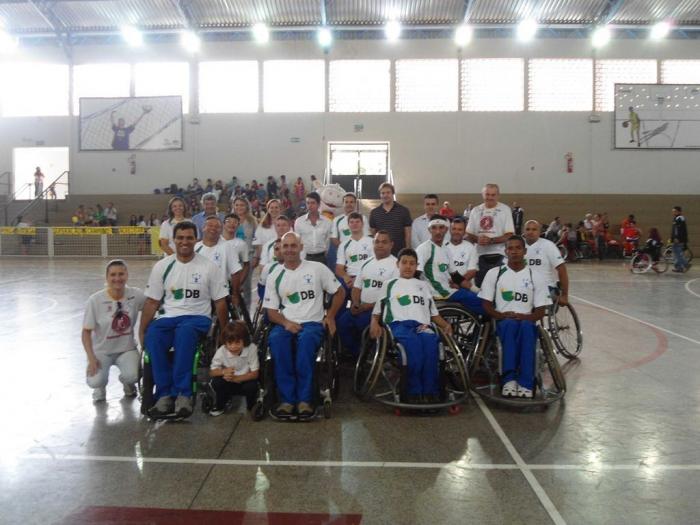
[
  {"x1": 175, "y1": 395, "x2": 193, "y2": 418},
  {"x1": 271, "y1": 403, "x2": 296, "y2": 420},
  {"x1": 92, "y1": 387, "x2": 106, "y2": 402},
  {"x1": 517, "y1": 385, "x2": 534, "y2": 399},
  {"x1": 297, "y1": 402, "x2": 315, "y2": 421},
  {"x1": 501, "y1": 381, "x2": 518, "y2": 398},
  {"x1": 209, "y1": 408, "x2": 225, "y2": 417},
  {"x1": 149, "y1": 396, "x2": 174, "y2": 417},
  {"x1": 123, "y1": 383, "x2": 137, "y2": 398}
]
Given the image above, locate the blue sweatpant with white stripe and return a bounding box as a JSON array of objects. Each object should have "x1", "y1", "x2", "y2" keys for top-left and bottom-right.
[
  {"x1": 390, "y1": 320, "x2": 440, "y2": 396},
  {"x1": 497, "y1": 319, "x2": 537, "y2": 390}
]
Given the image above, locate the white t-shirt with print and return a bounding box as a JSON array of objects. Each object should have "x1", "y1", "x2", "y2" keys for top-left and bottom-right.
[
  {"x1": 524, "y1": 238, "x2": 564, "y2": 287},
  {"x1": 145, "y1": 254, "x2": 229, "y2": 318},
  {"x1": 331, "y1": 214, "x2": 370, "y2": 244},
  {"x1": 259, "y1": 237, "x2": 306, "y2": 267},
  {"x1": 83, "y1": 286, "x2": 146, "y2": 355},
  {"x1": 445, "y1": 240, "x2": 478, "y2": 276},
  {"x1": 373, "y1": 277, "x2": 438, "y2": 325},
  {"x1": 224, "y1": 237, "x2": 250, "y2": 267},
  {"x1": 259, "y1": 260, "x2": 282, "y2": 286},
  {"x1": 416, "y1": 240, "x2": 457, "y2": 300},
  {"x1": 478, "y1": 265, "x2": 551, "y2": 315},
  {"x1": 210, "y1": 343, "x2": 260, "y2": 375},
  {"x1": 353, "y1": 255, "x2": 398, "y2": 304},
  {"x1": 466, "y1": 203, "x2": 515, "y2": 256},
  {"x1": 337, "y1": 235, "x2": 374, "y2": 276},
  {"x1": 411, "y1": 214, "x2": 451, "y2": 249},
  {"x1": 195, "y1": 238, "x2": 243, "y2": 277},
  {"x1": 252, "y1": 225, "x2": 275, "y2": 247},
  {"x1": 263, "y1": 260, "x2": 341, "y2": 324}
]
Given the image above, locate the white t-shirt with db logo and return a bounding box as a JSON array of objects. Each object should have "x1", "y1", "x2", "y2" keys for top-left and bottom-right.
[
  {"x1": 478, "y1": 265, "x2": 551, "y2": 315},
  {"x1": 373, "y1": 277, "x2": 438, "y2": 325},
  {"x1": 445, "y1": 240, "x2": 478, "y2": 276},
  {"x1": 353, "y1": 255, "x2": 398, "y2": 304},
  {"x1": 466, "y1": 202, "x2": 515, "y2": 256},
  {"x1": 337, "y1": 236, "x2": 374, "y2": 276},
  {"x1": 263, "y1": 260, "x2": 341, "y2": 324},
  {"x1": 416, "y1": 240, "x2": 458, "y2": 300},
  {"x1": 145, "y1": 253, "x2": 229, "y2": 318}
]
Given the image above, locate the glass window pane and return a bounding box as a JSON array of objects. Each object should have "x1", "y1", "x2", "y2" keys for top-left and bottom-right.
[
  {"x1": 528, "y1": 59, "x2": 593, "y2": 111},
  {"x1": 199, "y1": 61, "x2": 258, "y2": 113},
  {"x1": 595, "y1": 60, "x2": 657, "y2": 112},
  {"x1": 359, "y1": 151, "x2": 387, "y2": 176},
  {"x1": 661, "y1": 60, "x2": 700, "y2": 84},
  {"x1": 462, "y1": 58, "x2": 524, "y2": 111},
  {"x1": 73, "y1": 63, "x2": 131, "y2": 115},
  {"x1": 331, "y1": 151, "x2": 359, "y2": 176},
  {"x1": 264, "y1": 60, "x2": 325, "y2": 113},
  {"x1": 0, "y1": 62, "x2": 69, "y2": 117},
  {"x1": 329, "y1": 60, "x2": 390, "y2": 112},
  {"x1": 134, "y1": 62, "x2": 189, "y2": 113},
  {"x1": 396, "y1": 59, "x2": 458, "y2": 112}
]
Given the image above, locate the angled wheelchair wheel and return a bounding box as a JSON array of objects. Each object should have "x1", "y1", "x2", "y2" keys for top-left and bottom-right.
[
  {"x1": 436, "y1": 326, "x2": 469, "y2": 397},
  {"x1": 437, "y1": 303, "x2": 481, "y2": 358},
  {"x1": 319, "y1": 331, "x2": 340, "y2": 400},
  {"x1": 630, "y1": 252, "x2": 651, "y2": 273},
  {"x1": 652, "y1": 258, "x2": 668, "y2": 274},
  {"x1": 537, "y1": 325, "x2": 566, "y2": 399},
  {"x1": 548, "y1": 302, "x2": 583, "y2": 360},
  {"x1": 353, "y1": 328, "x2": 386, "y2": 401},
  {"x1": 140, "y1": 351, "x2": 154, "y2": 416}
]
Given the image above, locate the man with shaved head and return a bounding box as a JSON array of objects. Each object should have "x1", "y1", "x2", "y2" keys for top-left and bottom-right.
[{"x1": 522, "y1": 219, "x2": 569, "y2": 306}]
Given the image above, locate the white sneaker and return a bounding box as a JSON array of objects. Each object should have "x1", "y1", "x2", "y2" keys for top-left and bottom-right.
[
  {"x1": 501, "y1": 381, "x2": 518, "y2": 398},
  {"x1": 209, "y1": 408, "x2": 225, "y2": 417},
  {"x1": 92, "y1": 387, "x2": 106, "y2": 402},
  {"x1": 517, "y1": 385, "x2": 534, "y2": 399}
]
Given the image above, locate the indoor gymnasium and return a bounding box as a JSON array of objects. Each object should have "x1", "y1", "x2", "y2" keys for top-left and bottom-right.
[{"x1": 1, "y1": 1, "x2": 699, "y2": 524}]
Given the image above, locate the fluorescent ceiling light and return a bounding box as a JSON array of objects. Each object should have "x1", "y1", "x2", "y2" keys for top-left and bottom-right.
[
  {"x1": 454, "y1": 24, "x2": 473, "y2": 47},
  {"x1": 591, "y1": 25, "x2": 611, "y2": 48},
  {"x1": 252, "y1": 23, "x2": 270, "y2": 44},
  {"x1": 517, "y1": 19, "x2": 537, "y2": 41},
  {"x1": 385, "y1": 20, "x2": 401, "y2": 42},
  {"x1": 120, "y1": 25, "x2": 143, "y2": 47}
]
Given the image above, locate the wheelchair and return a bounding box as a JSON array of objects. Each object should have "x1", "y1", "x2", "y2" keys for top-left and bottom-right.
[
  {"x1": 435, "y1": 301, "x2": 483, "y2": 359},
  {"x1": 544, "y1": 288, "x2": 583, "y2": 360},
  {"x1": 250, "y1": 325, "x2": 340, "y2": 421},
  {"x1": 353, "y1": 323, "x2": 469, "y2": 415},
  {"x1": 631, "y1": 249, "x2": 668, "y2": 274},
  {"x1": 466, "y1": 320, "x2": 565, "y2": 407}
]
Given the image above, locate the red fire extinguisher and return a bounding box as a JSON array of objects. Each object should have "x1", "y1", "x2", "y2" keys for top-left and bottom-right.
[{"x1": 565, "y1": 152, "x2": 574, "y2": 174}]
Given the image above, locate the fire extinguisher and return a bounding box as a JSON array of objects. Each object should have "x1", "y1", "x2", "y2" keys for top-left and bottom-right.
[{"x1": 565, "y1": 152, "x2": 574, "y2": 174}]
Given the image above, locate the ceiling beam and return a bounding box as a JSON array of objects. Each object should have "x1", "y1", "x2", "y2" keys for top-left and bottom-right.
[
  {"x1": 27, "y1": 0, "x2": 72, "y2": 59},
  {"x1": 461, "y1": 0, "x2": 473, "y2": 23},
  {"x1": 320, "y1": 0, "x2": 328, "y2": 26},
  {"x1": 596, "y1": 0, "x2": 625, "y2": 25},
  {"x1": 171, "y1": 0, "x2": 194, "y2": 29}
]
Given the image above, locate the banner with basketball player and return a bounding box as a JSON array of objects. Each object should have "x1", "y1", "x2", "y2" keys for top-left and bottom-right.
[
  {"x1": 79, "y1": 96, "x2": 183, "y2": 151},
  {"x1": 615, "y1": 84, "x2": 700, "y2": 149}
]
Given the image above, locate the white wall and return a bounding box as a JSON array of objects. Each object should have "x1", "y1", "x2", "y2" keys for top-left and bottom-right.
[{"x1": 1, "y1": 37, "x2": 700, "y2": 195}]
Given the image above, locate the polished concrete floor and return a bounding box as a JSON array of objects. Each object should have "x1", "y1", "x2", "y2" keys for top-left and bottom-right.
[{"x1": 1, "y1": 258, "x2": 699, "y2": 525}]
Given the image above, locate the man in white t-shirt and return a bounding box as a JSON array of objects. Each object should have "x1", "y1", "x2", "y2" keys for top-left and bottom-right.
[
  {"x1": 412, "y1": 194, "x2": 448, "y2": 248},
  {"x1": 195, "y1": 215, "x2": 244, "y2": 300},
  {"x1": 331, "y1": 193, "x2": 369, "y2": 248},
  {"x1": 337, "y1": 230, "x2": 397, "y2": 357},
  {"x1": 260, "y1": 215, "x2": 296, "y2": 267},
  {"x1": 140, "y1": 221, "x2": 230, "y2": 419},
  {"x1": 478, "y1": 236, "x2": 551, "y2": 399},
  {"x1": 294, "y1": 192, "x2": 332, "y2": 264},
  {"x1": 336, "y1": 213, "x2": 374, "y2": 287},
  {"x1": 445, "y1": 217, "x2": 478, "y2": 287},
  {"x1": 523, "y1": 220, "x2": 570, "y2": 305},
  {"x1": 466, "y1": 184, "x2": 515, "y2": 287},
  {"x1": 263, "y1": 232, "x2": 344, "y2": 420},
  {"x1": 416, "y1": 216, "x2": 485, "y2": 316}
]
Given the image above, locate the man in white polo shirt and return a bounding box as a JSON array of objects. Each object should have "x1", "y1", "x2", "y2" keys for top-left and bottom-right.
[
  {"x1": 479, "y1": 236, "x2": 550, "y2": 399},
  {"x1": 195, "y1": 215, "x2": 244, "y2": 299},
  {"x1": 263, "y1": 231, "x2": 344, "y2": 421},
  {"x1": 337, "y1": 230, "x2": 397, "y2": 357},
  {"x1": 523, "y1": 219, "x2": 570, "y2": 305},
  {"x1": 294, "y1": 191, "x2": 333, "y2": 264},
  {"x1": 331, "y1": 193, "x2": 369, "y2": 248},
  {"x1": 412, "y1": 193, "x2": 445, "y2": 248},
  {"x1": 466, "y1": 183, "x2": 515, "y2": 287},
  {"x1": 140, "y1": 221, "x2": 229, "y2": 418},
  {"x1": 445, "y1": 217, "x2": 478, "y2": 289}
]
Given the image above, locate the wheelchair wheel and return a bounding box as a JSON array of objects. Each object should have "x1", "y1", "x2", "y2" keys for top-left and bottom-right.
[
  {"x1": 201, "y1": 393, "x2": 213, "y2": 414},
  {"x1": 548, "y1": 302, "x2": 582, "y2": 360},
  {"x1": 437, "y1": 304, "x2": 481, "y2": 358},
  {"x1": 436, "y1": 326, "x2": 469, "y2": 396},
  {"x1": 538, "y1": 326, "x2": 566, "y2": 396},
  {"x1": 353, "y1": 328, "x2": 386, "y2": 400},
  {"x1": 251, "y1": 400, "x2": 266, "y2": 421},
  {"x1": 140, "y1": 352, "x2": 154, "y2": 416},
  {"x1": 323, "y1": 400, "x2": 332, "y2": 419},
  {"x1": 630, "y1": 252, "x2": 651, "y2": 273},
  {"x1": 652, "y1": 258, "x2": 669, "y2": 274},
  {"x1": 317, "y1": 331, "x2": 339, "y2": 403}
]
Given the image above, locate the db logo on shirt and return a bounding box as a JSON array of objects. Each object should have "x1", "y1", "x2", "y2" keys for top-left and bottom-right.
[
  {"x1": 398, "y1": 294, "x2": 425, "y2": 306},
  {"x1": 364, "y1": 279, "x2": 384, "y2": 289},
  {"x1": 501, "y1": 289, "x2": 527, "y2": 302},
  {"x1": 287, "y1": 290, "x2": 315, "y2": 304},
  {"x1": 350, "y1": 254, "x2": 369, "y2": 263},
  {"x1": 172, "y1": 288, "x2": 200, "y2": 300},
  {"x1": 528, "y1": 259, "x2": 542, "y2": 266}
]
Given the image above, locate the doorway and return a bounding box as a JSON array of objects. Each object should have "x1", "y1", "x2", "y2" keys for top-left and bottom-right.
[
  {"x1": 12, "y1": 147, "x2": 69, "y2": 200},
  {"x1": 328, "y1": 142, "x2": 389, "y2": 199}
]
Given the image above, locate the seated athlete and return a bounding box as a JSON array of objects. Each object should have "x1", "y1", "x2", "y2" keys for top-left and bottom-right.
[
  {"x1": 337, "y1": 230, "x2": 398, "y2": 357},
  {"x1": 522, "y1": 220, "x2": 570, "y2": 305},
  {"x1": 416, "y1": 215, "x2": 485, "y2": 316},
  {"x1": 369, "y1": 248, "x2": 453, "y2": 404},
  {"x1": 478, "y1": 236, "x2": 551, "y2": 399},
  {"x1": 444, "y1": 217, "x2": 478, "y2": 289},
  {"x1": 263, "y1": 232, "x2": 344, "y2": 421},
  {"x1": 140, "y1": 221, "x2": 229, "y2": 418},
  {"x1": 258, "y1": 239, "x2": 283, "y2": 300}
]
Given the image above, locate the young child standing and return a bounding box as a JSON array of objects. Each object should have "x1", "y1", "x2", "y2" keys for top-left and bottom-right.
[{"x1": 209, "y1": 321, "x2": 259, "y2": 415}]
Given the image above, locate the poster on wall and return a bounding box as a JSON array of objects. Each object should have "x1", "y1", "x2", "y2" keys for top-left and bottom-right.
[
  {"x1": 615, "y1": 84, "x2": 700, "y2": 149},
  {"x1": 79, "y1": 96, "x2": 183, "y2": 151}
]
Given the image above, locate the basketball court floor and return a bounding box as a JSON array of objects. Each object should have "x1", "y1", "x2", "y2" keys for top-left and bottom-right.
[{"x1": 1, "y1": 258, "x2": 699, "y2": 524}]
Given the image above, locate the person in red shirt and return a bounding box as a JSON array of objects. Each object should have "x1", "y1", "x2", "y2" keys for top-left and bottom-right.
[{"x1": 439, "y1": 201, "x2": 456, "y2": 219}]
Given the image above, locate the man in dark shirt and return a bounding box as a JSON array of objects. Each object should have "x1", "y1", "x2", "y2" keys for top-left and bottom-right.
[
  {"x1": 512, "y1": 202, "x2": 524, "y2": 235},
  {"x1": 111, "y1": 106, "x2": 151, "y2": 150},
  {"x1": 369, "y1": 182, "x2": 412, "y2": 256},
  {"x1": 671, "y1": 206, "x2": 691, "y2": 273}
]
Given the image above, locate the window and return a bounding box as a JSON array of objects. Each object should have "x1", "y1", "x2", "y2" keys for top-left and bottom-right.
[
  {"x1": 73, "y1": 63, "x2": 131, "y2": 115},
  {"x1": 134, "y1": 62, "x2": 189, "y2": 113},
  {"x1": 595, "y1": 60, "x2": 657, "y2": 112},
  {"x1": 199, "y1": 61, "x2": 258, "y2": 113},
  {"x1": 396, "y1": 59, "x2": 458, "y2": 112},
  {"x1": 661, "y1": 60, "x2": 700, "y2": 84},
  {"x1": 462, "y1": 58, "x2": 524, "y2": 111},
  {"x1": 329, "y1": 60, "x2": 390, "y2": 112},
  {"x1": 0, "y1": 62, "x2": 69, "y2": 117},
  {"x1": 528, "y1": 59, "x2": 593, "y2": 111},
  {"x1": 263, "y1": 60, "x2": 325, "y2": 112}
]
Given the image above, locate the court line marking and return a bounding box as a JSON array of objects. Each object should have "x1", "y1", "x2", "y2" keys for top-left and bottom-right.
[
  {"x1": 473, "y1": 394, "x2": 566, "y2": 525},
  {"x1": 685, "y1": 278, "x2": 700, "y2": 299},
  {"x1": 18, "y1": 453, "x2": 700, "y2": 471},
  {"x1": 571, "y1": 294, "x2": 700, "y2": 347}
]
